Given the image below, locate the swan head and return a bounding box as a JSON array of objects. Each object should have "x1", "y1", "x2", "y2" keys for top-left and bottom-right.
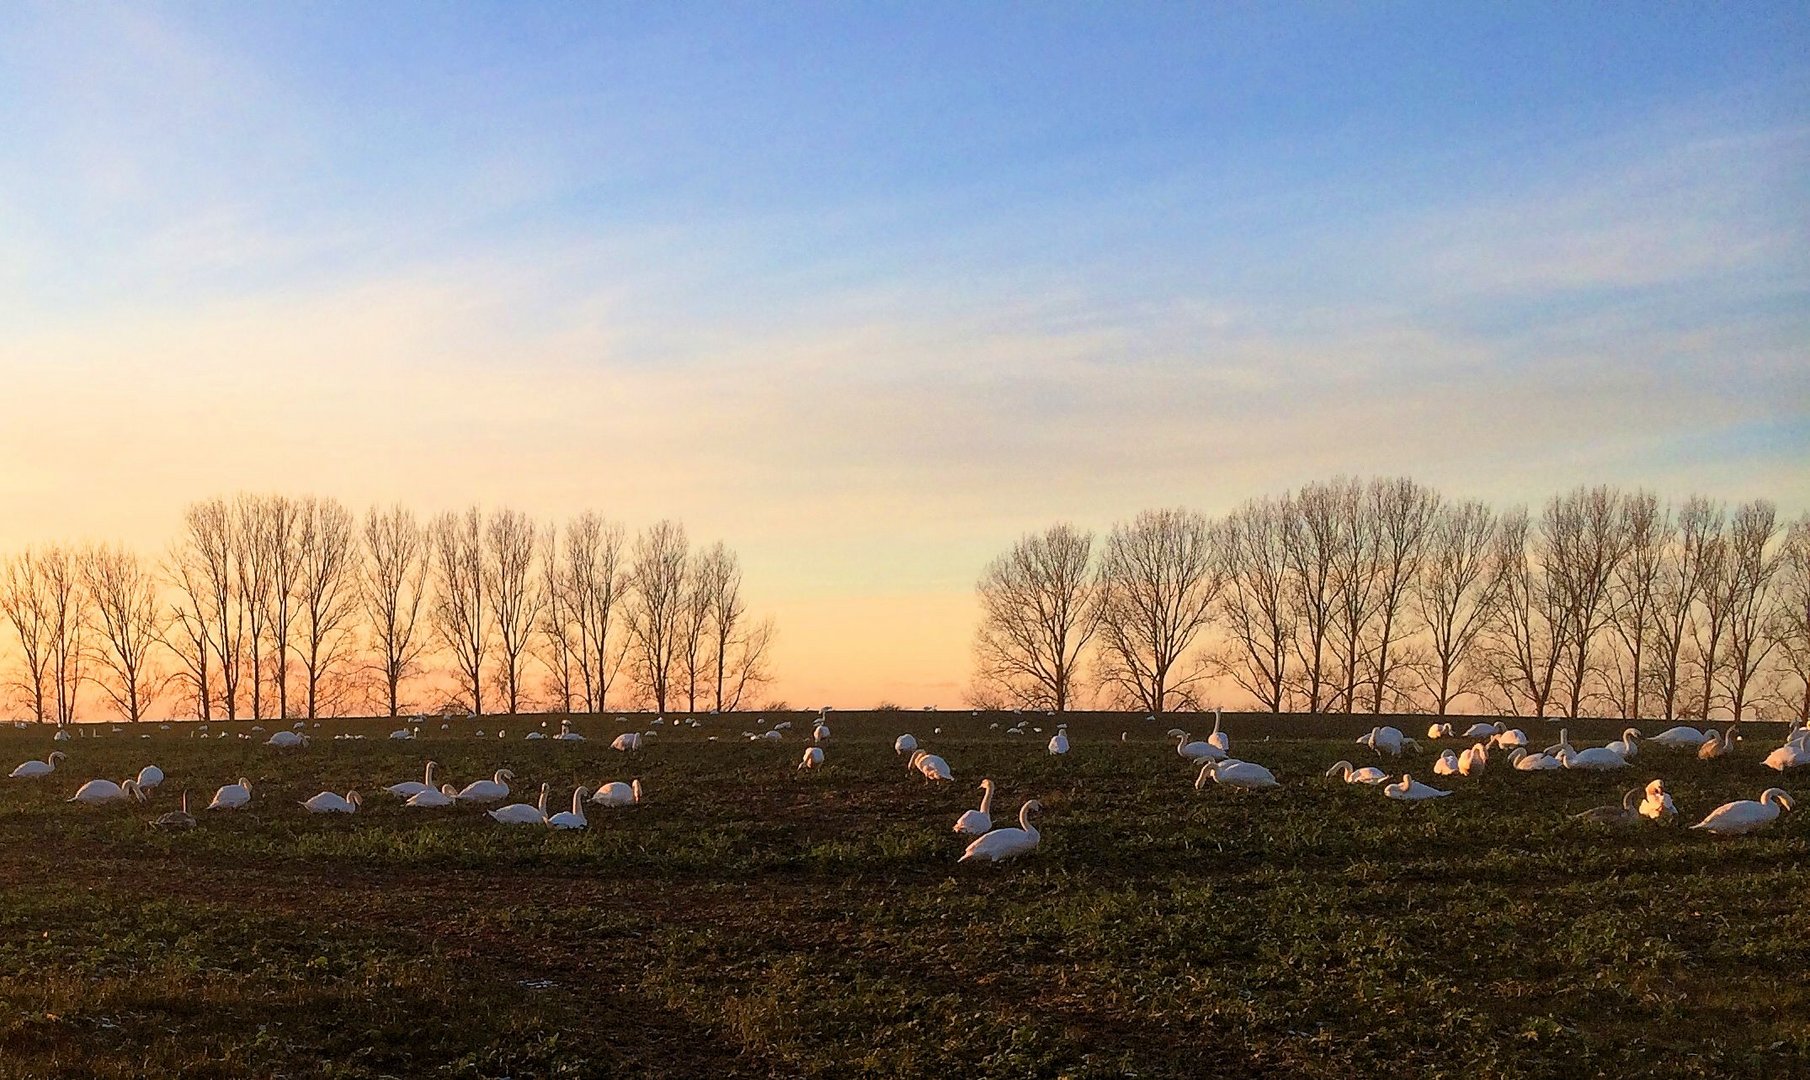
[
  {"x1": 1509, "y1": 748, "x2": 1526, "y2": 764},
  {"x1": 348, "y1": 791, "x2": 363, "y2": 809},
  {"x1": 1325, "y1": 761, "x2": 1353, "y2": 779},
  {"x1": 48, "y1": 751, "x2": 65, "y2": 765},
  {"x1": 237, "y1": 777, "x2": 250, "y2": 790},
  {"x1": 980, "y1": 778, "x2": 994, "y2": 792},
  {"x1": 1621, "y1": 788, "x2": 1642, "y2": 811},
  {"x1": 1763, "y1": 788, "x2": 1794, "y2": 811},
  {"x1": 496, "y1": 769, "x2": 515, "y2": 783}
]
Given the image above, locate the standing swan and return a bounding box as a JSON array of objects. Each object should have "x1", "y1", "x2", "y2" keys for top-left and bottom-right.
[
  {"x1": 9, "y1": 751, "x2": 66, "y2": 778},
  {"x1": 547, "y1": 787, "x2": 590, "y2": 830},
  {"x1": 954, "y1": 779, "x2": 996, "y2": 834},
  {"x1": 909, "y1": 750, "x2": 953, "y2": 781},
  {"x1": 488, "y1": 783, "x2": 552, "y2": 825},
  {"x1": 209, "y1": 778, "x2": 252, "y2": 810},
  {"x1": 1047, "y1": 731, "x2": 1069, "y2": 755},
  {"x1": 958, "y1": 800, "x2": 1043, "y2": 863},
  {"x1": 1692, "y1": 788, "x2": 1793, "y2": 836}
]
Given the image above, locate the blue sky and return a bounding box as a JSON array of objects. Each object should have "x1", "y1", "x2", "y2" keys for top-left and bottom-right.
[{"x1": 1, "y1": 3, "x2": 1806, "y2": 704}]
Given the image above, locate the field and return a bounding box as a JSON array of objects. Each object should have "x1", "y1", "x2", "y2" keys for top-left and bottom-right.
[{"x1": 2, "y1": 710, "x2": 1807, "y2": 1079}]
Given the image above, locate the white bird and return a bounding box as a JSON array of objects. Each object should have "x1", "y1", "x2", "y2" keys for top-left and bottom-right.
[
  {"x1": 1698, "y1": 726, "x2": 1737, "y2": 761},
  {"x1": 554, "y1": 727, "x2": 586, "y2": 742},
  {"x1": 894, "y1": 734, "x2": 918, "y2": 756},
  {"x1": 1693, "y1": 788, "x2": 1794, "y2": 836},
  {"x1": 405, "y1": 784, "x2": 461, "y2": 808},
  {"x1": 1357, "y1": 726, "x2": 1419, "y2": 757},
  {"x1": 1461, "y1": 722, "x2": 1499, "y2": 739},
  {"x1": 1572, "y1": 788, "x2": 1643, "y2": 826},
  {"x1": 455, "y1": 769, "x2": 515, "y2": 804},
  {"x1": 1426, "y1": 722, "x2": 1455, "y2": 740},
  {"x1": 1174, "y1": 732, "x2": 1224, "y2": 763},
  {"x1": 9, "y1": 751, "x2": 66, "y2": 778},
  {"x1": 388, "y1": 727, "x2": 413, "y2": 741},
  {"x1": 266, "y1": 730, "x2": 308, "y2": 748},
  {"x1": 1509, "y1": 748, "x2": 1563, "y2": 771},
  {"x1": 1491, "y1": 727, "x2": 1529, "y2": 750},
  {"x1": 1764, "y1": 732, "x2": 1810, "y2": 771},
  {"x1": 385, "y1": 761, "x2": 440, "y2": 798},
  {"x1": 1384, "y1": 774, "x2": 1452, "y2": 801},
  {"x1": 1206, "y1": 709, "x2": 1230, "y2": 753},
  {"x1": 1542, "y1": 728, "x2": 1576, "y2": 757},
  {"x1": 1638, "y1": 779, "x2": 1676, "y2": 822},
  {"x1": 611, "y1": 733, "x2": 643, "y2": 752},
  {"x1": 1432, "y1": 749, "x2": 1461, "y2": 776},
  {"x1": 208, "y1": 777, "x2": 252, "y2": 810},
  {"x1": 151, "y1": 790, "x2": 197, "y2": 830},
  {"x1": 954, "y1": 779, "x2": 996, "y2": 834},
  {"x1": 591, "y1": 779, "x2": 643, "y2": 807},
  {"x1": 70, "y1": 778, "x2": 146, "y2": 805},
  {"x1": 1047, "y1": 732, "x2": 1069, "y2": 755},
  {"x1": 547, "y1": 787, "x2": 590, "y2": 830},
  {"x1": 799, "y1": 746, "x2": 825, "y2": 770},
  {"x1": 488, "y1": 783, "x2": 552, "y2": 825},
  {"x1": 909, "y1": 750, "x2": 953, "y2": 781},
  {"x1": 1458, "y1": 743, "x2": 1489, "y2": 777},
  {"x1": 300, "y1": 790, "x2": 362, "y2": 814},
  {"x1": 1195, "y1": 759, "x2": 1279, "y2": 791},
  {"x1": 958, "y1": 799, "x2": 1043, "y2": 863},
  {"x1": 813, "y1": 724, "x2": 831, "y2": 742},
  {"x1": 1649, "y1": 725, "x2": 1708, "y2": 749},
  {"x1": 1325, "y1": 760, "x2": 1389, "y2": 785},
  {"x1": 53, "y1": 728, "x2": 70, "y2": 741},
  {"x1": 1559, "y1": 746, "x2": 1630, "y2": 771},
  {"x1": 525, "y1": 732, "x2": 546, "y2": 740},
  {"x1": 135, "y1": 764, "x2": 165, "y2": 790},
  {"x1": 1605, "y1": 728, "x2": 1642, "y2": 759}
]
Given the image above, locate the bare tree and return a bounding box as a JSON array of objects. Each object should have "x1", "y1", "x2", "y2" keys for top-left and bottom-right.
[
  {"x1": 1, "y1": 550, "x2": 56, "y2": 723},
  {"x1": 233, "y1": 495, "x2": 276, "y2": 719},
  {"x1": 485, "y1": 509, "x2": 542, "y2": 716},
  {"x1": 1544, "y1": 486, "x2": 1630, "y2": 718},
  {"x1": 262, "y1": 495, "x2": 302, "y2": 719},
  {"x1": 82, "y1": 545, "x2": 165, "y2": 722},
  {"x1": 1095, "y1": 508, "x2": 1221, "y2": 715},
  {"x1": 716, "y1": 615, "x2": 775, "y2": 712},
  {"x1": 626, "y1": 520, "x2": 689, "y2": 716},
  {"x1": 1215, "y1": 498, "x2": 1294, "y2": 712},
  {"x1": 1325, "y1": 478, "x2": 1381, "y2": 714},
  {"x1": 1283, "y1": 483, "x2": 1341, "y2": 713},
  {"x1": 1367, "y1": 477, "x2": 1439, "y2": 712},
  {"x1": 1606, "y1": 492, "x2": 1668, "y2": 719},
  {"x1": 33, "y1": 546, "x2": 89, "y2": 727},
  {"x1": 293, "y1": 497, "x2": 360, "y2": 720},
  {"x1": 698, "y1": 542, "x2": 745, "y2": 713},
  {"x1": 1773, "y1": 515, "x2": 1810, "y2": 725},
  {"x1": 538, "y1": 522, "x2": 579, "y2": 714},
  {"x1": 1480, "y1": 507, "x2": 1569, "y2": 718},
  {"x1": 1411, "y1": 500, "x2": 1500, "y2": 715},
  {"x1": 564, "y1": 513, "x2": 626, "y2": 713},
  {"x1": 971, "y1": 523, "x2": 1100, "y2": 713},
  {"x1": 1650, "y1": 497, "x2": 1721, "y2": 720},
  {"x1": 180, "y1": 498, "x2": 242, "y2": 719},
  {"x1": 1689, "y1": 520, "x2": 1735, "y2": 720},
  {"x1": 676, "y1": 553, "x2": 714, "y2": 713},
  {"x1": 362, "y1": 504, "x2": 431, "y2": 718},
  {"x1": 430, "y1": 508, "x2": 488, "y2": 716},
  {"x1": 161, "y1": 542, "x2": 214, "y2": 720},
  {"x1": 1716, "y1": 500, "x2": 1780, "y2": 721}
]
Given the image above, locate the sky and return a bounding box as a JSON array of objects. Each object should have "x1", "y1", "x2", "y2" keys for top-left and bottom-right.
[{"x1": 1, "y1": 3, "x2": 1807, "y2": 709}]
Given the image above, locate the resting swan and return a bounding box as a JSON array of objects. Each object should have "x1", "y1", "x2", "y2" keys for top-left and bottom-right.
[
  {"x1": 1692, "y1": 788, "x2": 1793, "y2": 836},
  {"x1": 894, "y1": 734, "x2": 918, "y2": 756},
  {"x1": 591, "y1": 779, "x2": 643, "y2": 807},
  {"x1": 455, "y1": 769, "x2": 514, "y2": 803},
  {"x1": 405, "y1": 784, "x2": 461, "y2": 808},
  {"x1": 386, "y1": 761, "x2": 440, "y2": 798},
  {"x1": 300, "y1": 790, "x2": 362, "y2": 814},
  {"x1": 1432, "y1": 749, "x2": 1461, "y2": 776},
  {"x1": 9, "y1": 751, "x2": 66, "y2": 778},
  {"x1": 954, "y1": 779, "x2": 996, "y2": 834},
  {"x1": 1325, "y1": 760, "x2": 1389, "y2": 784},
  {"x1": 1509, "y1": 748, "x2": 1562, "y2": 771},
  {"x1": 488, "y1": 783, "x2": 552, "y2": 825},
  {"x1": 151, "y1": 790, "x2": 197, "y2": 830},
  {"x1": 1384, "y1": 774, "x2": 1451, "y2": 801},
  {"x1": 70, "y1": 778, "x2": 147, "y2": 805},
  {"x1": 1174, "y1": 732, "x2": 1224, "y2": 763},
  {"x1": 547, "y1": 787, "x2": 590, "y2": 830},
  {"x1": 1638, "y1": 779, "x2": 1676, "y2": 822},
  {"x1": 958, "y1": 800, "x2": 1043, "y2": 863},
  {"x1": 208, "y1": 778, "x2": 252, "y2": 810},
  {"x1": 1573, "y1": 788, "x2": 1642, "y2": 826},
  {"x1": 1195, "y1": 759, "x2": 1279, "y2": 790}
]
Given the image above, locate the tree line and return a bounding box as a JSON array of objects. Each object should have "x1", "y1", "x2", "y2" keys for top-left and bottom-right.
[
  {"x1": 971, "y1": 479, "x2": 1810, "y2": 722},
  {"x1": 0, "y1": 496, "x2": 775, "y2": 723}
]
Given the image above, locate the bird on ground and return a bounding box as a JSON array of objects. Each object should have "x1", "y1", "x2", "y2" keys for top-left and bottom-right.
[
  {"x1": 1325, "y1": 760, "x2": 1389, "y2": 784},
  {"x1": 266, "y1": 730, "x2": 308, "y2": 748},
  {"x1": 135, "y1": 764, "x2": 165, "y2": 790},
  {"x1": 547, "y1": 788, "x2": 590, "y2": 830},
  {"x1": 1461, "y1": 722, "x2": 1499, "y2": 739},
  {"x1": 611, "y1": 733, "x2": 643, "y2": 752},
  {"x1": 1606, "y1": 728, "x2": 1642, "y2": 759},
  {"x1": 9, "y1": 751, "x2": 66, "y2": 778},
  {"x1": 1572, "y1": 788, "x2": 1643, "y2": 826},
  {"x1": 909, "y1": 750, "x2": 953, "y2": 781},
  {"x1": 70, "y1": 778, "x2": 147, "y2": 805},
  {"x1": 1384, "y1": 774, "x2": 1452, "y2": 801},
  {"x1": 1650, "y1": 725, "x2": 1709, "y2": 749},
  {"x1": 958, "y1": 800, "x2": 1043, "y2": 863},
  {"x1": 1698, "y1": 726, "x2": 1737, "y2": 761},
  {"x1": 1432, "y1": 750, "x2": 1461, "y2": 776},
  {"x1": 1764, "y1": 732, "x2": 1810, "y2": 771},
  {"x1": 488, "y1": 783, "x2": 552, "y2": 825},
  {"x1": 954, "y1": 779, "x2": 996, "y2": 834},
  {"x1": 813, "y1": 724, "x2": 831, "y2": 742},
  {"x1": 591, "y1": 779, "x2": 643, "y2": 807},
  {"x1": 405, "y1": 784, "x2": 461, "y2": 808},
  {"x1": 1195, "y1": 759, "x2": 1279, "y2": 790},
  {"x1": 1357, "y1": 726, "x2": 1419, "y2": 757},
  {"x1": 208, "y1": 778, "x2": 252, "y2": 810},
  {"x1": 1491, "y1": 727, "x2": 1529, "y2": 750},
  {"x1": 1174, "y1": 732, "x2": 1224, "y2": 763},
  {"x1": 1206, "y1": 709, "x2": 1230, "y2": 753},
  {"x1": 1559, "y1": 746, "x2": 1630, "y2": 771},
  {"x1": 151, "y1": 790, "x2": 197, "y2": 830},
  {"x1": 1692, "y1": 788, "x2": 1793, "y2": 836},
  {"x1": 1509, "y1": 748, "x2": 1563, "y2": 771},
  {"x1": 385, "y1": 761, "x2": 440, "y2": 798},
  {"x1": 1426, "y1": 722, "x2": 1455, "y2": 740},
  {"x1": 455, "y1": 769, "x2": 514, "y2": 804},
  {"x1": 1048, "y1": 731, "x2": 1069, "y2": 755},
  {"x1": 799, "y1": 746, "x2": 824, "y2": 770},
  {"x1": 1638, "y1": 779, "x2": 1677, "y2": 822},
  {"x1": 894, "y1": 734, "x2": 918, "y2": 756},
  {"x1": 1458, "y1": 743, "x2": 1490, "y2": 776},
  {"x1": 301, "y1": 790, "x2": 362, "y2": 814}
]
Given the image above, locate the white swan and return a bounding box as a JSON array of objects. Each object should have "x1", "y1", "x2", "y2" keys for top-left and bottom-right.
[
  {"x1": 488, "y1": 782, "x2": 552, "y2": 825},
  {"x1": 1559, "y1": 746, "x2": 1630, "y2": 771},
  {"x1": 1384, "y1": 774, "x2": 1451, "y2": 801},
  {"x1": 1174, "y1": 732, "x2": 1224, "y2": 763},
  {"x1": 894, "y1": 734, "x2": 918, "y2": 756},
  {"x1": 1426, "y1": 722, "x2": 1455, "y2": 740},
  {"x1": 265, "y1": 730, "x2": 308, "y2": 748},
  {"x1": 813, "y1": 723, "x2": 831, "y2": 742},
  {"x1": 300, "y1": 790, "x2": 362, "y2": 814},
  {"x1": 547, "y1": 787, "x2": 590, "y2": 830},
  {"x1": 1047, "y1": 732, "x2": 1069, "y2": 755},
  {"x1": 1692, "y1": 788, "x2": 1793, "y2": 836},
  {"x1": 1461, "y1": 722, "x2": 1498, "y2": 739},
  {"x1": 386, "y1": 761, "x2": 440, "y2": 798},
  {"x1": 1206, "y1": 709, "x2": 1230, "y2": 753},
  {"x1": 1357, "y1": 726, "x2": 1418, "y2": 757},
  {"x1": 1764, "y1": 732, "x2": 1810, "y2": 771},
  {"x1": 151, "y1": 790, "x2": 197, "y2": 829},
  {"x1": 208, "y1": 777, "x2": 252, "y2": 810},
  {"x1": 1432, "y1": 749, "x2": 1461, "y2": 776},
  {"x1": 954, "y1": 779, "x2": 996, "y2": 834},
  {"x1": 611, "y1": 732, "x2": 643, "y2": 752},
  {"x1": 1650, "y1": 725, "x2": 1708, "y2": 749},
  {"x1": 9, "y1": 751, "x2": 66, "y2": 778},
  {"x1": 1572, "y1": 788, "x2": 1643, "y2": 825},
  {"x1": 1491, "y1": 727, "x2": 1529, "y2": 750},
  {"x1": 405, "y1": 784, "x2": 461, "y2": 808},
  {"x1": 1698, "y1": 726, "x2": 1736, "y2": 761},
  {"x1": 455, "y1": 769, "x2": 514, "y2": 804},
  {"x1": 1606, "y1": 728, "x2": 1641, "y2": 759},
  {"x1": 591, "y1": 779, "x2": 643, "y2": 807},
  {"x1": 1638, "y1": 779, "x2": 1676, "y2": 822},
  {"x1": 135, "y1": 764, "x2": 165, "y2": 790},
  {"x1": 958, "y1": 799, "x2": 1043, "y2": 863},
  {"x1": 1458, "y1": 743, "x2": 1489, "y2": 777},
  {"x1": 909, "y1": 750, "x2": 953, "y2": 781},
  {"x1": 799, "y1": 746, "x2": 825, "y2": 770},
  {"x1": 1195, "y1": 759, "x2": 1279, "y2": 790},
  {"x1": 1325, "y1": 760, "x2": 1388, "y2": 785},
  {"x1": 1509, "y1": 748, "x2": 1563, "y2": 771},
  {"x1": 70, "y1": 778, "x2": 146, "y2": 805}
]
